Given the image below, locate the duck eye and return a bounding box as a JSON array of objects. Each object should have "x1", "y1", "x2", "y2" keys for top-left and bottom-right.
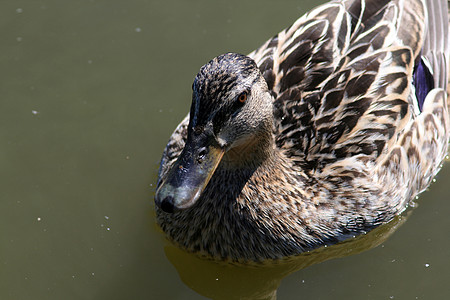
[{"x1": 237, "y1": 92, "x2": 248, "y2": 104}]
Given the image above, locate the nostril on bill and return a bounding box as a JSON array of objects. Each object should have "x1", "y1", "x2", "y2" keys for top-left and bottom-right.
[{"x1": 197, "y1": 147, "x2": 208, "y2": 163}]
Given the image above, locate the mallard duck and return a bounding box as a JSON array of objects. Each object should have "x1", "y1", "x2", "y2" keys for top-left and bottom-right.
[{"x1": 155, "y1": 0, "x2": 450, "y2": 262}]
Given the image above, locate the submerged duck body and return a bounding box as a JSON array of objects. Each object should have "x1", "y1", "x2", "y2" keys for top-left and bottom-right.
[{"x1": 155, "y1": 0, "x2": 450, "y2": 261}]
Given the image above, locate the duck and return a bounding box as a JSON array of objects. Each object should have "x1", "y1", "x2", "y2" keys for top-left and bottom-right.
[{"x1": 154, "y1": 0, "x2": 450, "y2": 262}]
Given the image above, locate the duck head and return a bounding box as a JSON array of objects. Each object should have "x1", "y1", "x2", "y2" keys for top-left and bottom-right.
[{"x1": 155, "y1": 53, "x2": 274, "y2": 213}]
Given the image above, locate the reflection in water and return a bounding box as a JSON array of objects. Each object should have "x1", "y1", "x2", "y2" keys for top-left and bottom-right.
[{"x1": 164, "y1": 214, "x2": 408, "y2": 300}]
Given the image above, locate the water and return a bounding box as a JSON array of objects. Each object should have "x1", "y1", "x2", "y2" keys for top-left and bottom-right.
[{"x1": 1, "y1": 0, "x2": 449, "y2": 299}]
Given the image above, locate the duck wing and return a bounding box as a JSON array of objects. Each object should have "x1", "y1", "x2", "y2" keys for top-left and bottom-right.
[
  {"x1": 249, "y1": 0, "x2": 446, "y2": 172},
  {"x1": 375, "y1": 0, "x2": 450, "y2": 203}
]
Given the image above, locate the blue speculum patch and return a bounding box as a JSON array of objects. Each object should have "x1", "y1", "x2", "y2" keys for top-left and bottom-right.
[{"x1": 413, "y1": 58, "x2": 434, "y2": 112}]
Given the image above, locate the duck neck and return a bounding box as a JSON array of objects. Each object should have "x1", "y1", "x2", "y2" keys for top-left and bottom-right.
[{"x1": 220, "y1": 127, "x2": 275, "y2": 171}]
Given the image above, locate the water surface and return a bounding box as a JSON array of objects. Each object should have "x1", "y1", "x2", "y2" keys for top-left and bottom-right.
[{"x1": 1, "y1": 0, "x2": 449, "y2": 299}]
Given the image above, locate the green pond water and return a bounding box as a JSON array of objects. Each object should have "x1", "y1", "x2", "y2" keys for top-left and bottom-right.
[{"x1": 1, "y1": 0, "x2": 450, "y2": 299}]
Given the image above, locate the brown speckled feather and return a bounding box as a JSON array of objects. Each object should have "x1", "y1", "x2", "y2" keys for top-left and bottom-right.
[{"x1": 249, "y1": 0, "x2": 430, "y2": 170}]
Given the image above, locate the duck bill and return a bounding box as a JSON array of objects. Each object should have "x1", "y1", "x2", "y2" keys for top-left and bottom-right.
[{"x1": 155, "y1": 138, "x2": 225, "y2": 213}]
